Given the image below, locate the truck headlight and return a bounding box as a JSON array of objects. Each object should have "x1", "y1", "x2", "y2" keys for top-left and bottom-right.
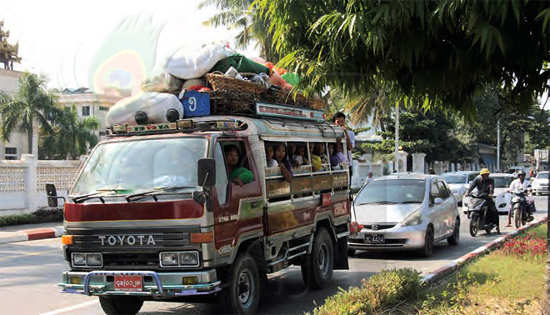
[
  {"x1": 86, "y1": 253, "x2": 103, "y2": 266},
  {"x1": 160, "y1": 251, "x2": 200, "y2": 267},
  {"x1": 179, "y1": 252, "x2": 199, "y2": 266},
  {"x1": 71, "y1": 252, "x2": 102, "y2": 267},
  {"x1": 72, "y1": 253, "x2": 86, "y2": 266},
  {"x1": 160, "y1": 252, "x2": 179, "y2": 266}
]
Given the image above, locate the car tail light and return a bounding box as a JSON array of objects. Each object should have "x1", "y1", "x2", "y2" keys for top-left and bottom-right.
[{"x1": 350, "y1": 221, "x2": 364, "y2": 234}]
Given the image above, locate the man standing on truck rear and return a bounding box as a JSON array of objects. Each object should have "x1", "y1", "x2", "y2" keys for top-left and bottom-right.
[{"x1": 333, "y1": 112, "x2": 355, "y2": 181}]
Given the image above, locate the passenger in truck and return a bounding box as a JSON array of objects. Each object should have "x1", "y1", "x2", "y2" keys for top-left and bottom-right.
[
  {"x1": 265, "y1": 144, "x2": 278, "y2": 168},
  {"x1": 292, "y1": 144, "x2": 308, "y2": 167},
  {"x1": 274, "y1": 142, "x2": 293, "y2": 182},
  {"x1": 224, "y1": 145, "x2": 254, "y2": 186}
]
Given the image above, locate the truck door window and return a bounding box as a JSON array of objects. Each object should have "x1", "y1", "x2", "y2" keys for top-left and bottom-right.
[
  {"x1": 222, "y1": 141, "x2": 256, "y2": 186},
  {"x1": 214, "y1": 143, "x2": 228, "y2": 204}
]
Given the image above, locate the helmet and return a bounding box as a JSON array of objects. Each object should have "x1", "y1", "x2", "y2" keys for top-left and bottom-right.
[
  {"x1": 517, "y1": 170, "x2": 526, "y2": 176},
  {"x1": 480, "y1": 168, "x2": 490, "y2": 175}
]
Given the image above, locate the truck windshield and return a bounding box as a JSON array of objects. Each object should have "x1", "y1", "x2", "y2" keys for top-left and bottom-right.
[{"x1": 71, "y1": 137, "x2": 207, "y2": 195}]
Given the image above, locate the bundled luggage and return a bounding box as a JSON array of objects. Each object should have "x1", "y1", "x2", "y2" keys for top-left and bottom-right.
[{"x1": 106, "y1": 41, "x2": 326, "y2": 128}]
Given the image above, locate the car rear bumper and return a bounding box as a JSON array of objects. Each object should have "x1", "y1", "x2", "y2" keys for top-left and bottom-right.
[{"x1": 59, "y1": 270, "x2": 221, "y2": 297}]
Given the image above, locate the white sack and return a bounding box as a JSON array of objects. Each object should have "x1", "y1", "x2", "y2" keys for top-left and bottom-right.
[
  {"x1": 165, "y1": 42, "x2": 233, "y2": 80},
  {"x1": 106, "y1": 92, "x2": 183, "y2": 127}
]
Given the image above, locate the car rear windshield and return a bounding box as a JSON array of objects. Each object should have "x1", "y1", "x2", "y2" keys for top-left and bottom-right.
[
  {"x1": 537, "y1": 173, "x2": 549, "y2": 179},
  {"x1": 355, "y1": 179, "x2": 425, "y2": 204},
  {"x1": 442, "y1": 174, "x2": 467, "y2": 184}
]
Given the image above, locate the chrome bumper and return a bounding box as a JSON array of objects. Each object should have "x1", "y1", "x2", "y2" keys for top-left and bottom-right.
[{"x1": 59, "y1": 270, "x2": 221, "y2": 297}]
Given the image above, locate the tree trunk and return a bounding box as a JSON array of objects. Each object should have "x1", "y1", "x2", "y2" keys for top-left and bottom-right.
[{"x1": 27, "y1": 124, "x2": 33, "y2": 156}]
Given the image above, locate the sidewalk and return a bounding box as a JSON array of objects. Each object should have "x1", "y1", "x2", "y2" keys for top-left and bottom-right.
[{"x1": 0, "y1": 222, "x2": 63, "y2": 244}]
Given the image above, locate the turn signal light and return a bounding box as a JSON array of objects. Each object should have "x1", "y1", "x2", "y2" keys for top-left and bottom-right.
[
  {"x1": 62, "y1": 235, "x2": 73, "y2": 245},
  {"x1": 350, "y1": 221, "x2": 364, "y2": 234},
  {"x1": 190, "y1": 232, "x2": 214, "y2": 243}
]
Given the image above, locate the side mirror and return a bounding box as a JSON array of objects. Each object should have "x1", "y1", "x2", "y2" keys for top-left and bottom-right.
[
  {"x1": 46, "y1": 183, "x2": 65, "y2": 208},
  {"x1": 434, "y1": 197, "x2": 444, "y2": 205},
  {"x1": 198, "y1": 158, "x2": 216, "y2": 187}
]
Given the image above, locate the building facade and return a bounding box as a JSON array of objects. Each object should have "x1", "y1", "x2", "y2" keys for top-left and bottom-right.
[
  {"x1": 56, "y1": 88, "x2": 124, "y2": 138},
  {"x1": 0, "y1": 68, "x2": 31, "y2": 160}
]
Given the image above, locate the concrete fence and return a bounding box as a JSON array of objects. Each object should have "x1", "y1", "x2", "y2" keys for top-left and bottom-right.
[{"x1": 0, "y1": 154, "x2": 83, "y2": 216}]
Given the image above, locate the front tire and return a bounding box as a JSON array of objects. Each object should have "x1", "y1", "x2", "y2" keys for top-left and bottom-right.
[
  {"x1": 99, "y1": 296, "x2": 143, "y2": 315},
  {"x1": 222, "y1": 253, "x2": 261, "y2": 315},
  {"x1": 514, "y1": 206, "x2": 522, "y2": 229},
  {"x1": 301, "y1": 227, "x2": 334, "y2": 289},
  {"x1": 469, "y1": 214, "x2": 479, "y2": 237},
  {"x1": 447, "y1": 218, "x2": 460, "y2": 246},
  {"x1": 420, "y1": 225, "x2": 434, "y2": 257}
]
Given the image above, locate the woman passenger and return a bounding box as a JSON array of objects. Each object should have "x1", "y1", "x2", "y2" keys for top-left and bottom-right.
[
  {"x1": 274, "y1": 143, "x2": 292, "y2": 182},
  {"x1": 265, "y1": 144, "x2": 278, "y2": 168}
]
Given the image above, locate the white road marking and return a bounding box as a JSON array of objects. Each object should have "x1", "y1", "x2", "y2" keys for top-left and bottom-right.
[{"x1": 39, "y1": 300, "x2": 98, "y2": 315}]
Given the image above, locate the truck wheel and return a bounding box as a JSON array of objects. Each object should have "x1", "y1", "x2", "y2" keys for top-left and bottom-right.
[
  {"x1": 99, "y1": 296, "x2": 143, "y2": 315},
  {"x1": 447, "y1": 218, "x2": 460, "y2": 246},
  {"x1": 222, "y1": 253, "x2": 261, "y2": 315},
  {"x1": 301, "y1": 228, "x2": 334, "y2": 289}
]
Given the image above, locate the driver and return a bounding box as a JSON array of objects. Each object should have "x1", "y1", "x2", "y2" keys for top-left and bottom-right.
[
  {"x1": 507, "y1": 170, "x2": 535, "y2": 226},
  {"x1": 465, "y1": 168, "x2": 500, "y2": 233}
]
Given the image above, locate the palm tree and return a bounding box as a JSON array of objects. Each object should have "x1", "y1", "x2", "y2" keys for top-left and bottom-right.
[
  {"x1": 40, "y1": 106, "x2": 99, "y2": 160},
  {"x1": 199, "y1": 0, "x2": 279, "y2": 61},
  {"x1": 0, "y1": 72, "x2": 56, "y2": 155}
]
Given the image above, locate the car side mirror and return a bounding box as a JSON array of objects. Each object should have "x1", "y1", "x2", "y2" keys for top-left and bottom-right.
[
  {"x1": 434, "y1": 197, "x2": 444, "y2": 205},
  {"x1": 197, "y1": 158, "x2": 216, "y2": 187}
]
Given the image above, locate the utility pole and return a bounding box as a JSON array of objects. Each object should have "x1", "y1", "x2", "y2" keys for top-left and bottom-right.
[
  {"x1": 497, "y1": 118, "x2": 500, "y2": 172},
  {"x1": 394, "y1": 101, "x2": 399, "y2": 172}
]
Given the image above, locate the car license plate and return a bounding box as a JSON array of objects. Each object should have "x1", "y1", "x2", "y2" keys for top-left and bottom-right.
[
  {"x1": 114, "y1": 275, "x2": 143, "y2": 291},
  {"x1": 365, "y1": 234, "x2": 385, "y2": 244}
]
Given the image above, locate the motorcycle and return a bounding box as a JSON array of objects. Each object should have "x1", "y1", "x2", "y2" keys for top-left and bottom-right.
[
  {"x1": 464, "y1": 193, "x2": 500, "y2": 237},
  {"x1": 510, "y1": 187, "x2": 534, "y2": 228}
]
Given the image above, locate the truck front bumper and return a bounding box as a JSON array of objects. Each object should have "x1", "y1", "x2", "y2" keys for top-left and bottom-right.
[{"x1": 59, "y1": 269, "x2": 221, "y2": 297}]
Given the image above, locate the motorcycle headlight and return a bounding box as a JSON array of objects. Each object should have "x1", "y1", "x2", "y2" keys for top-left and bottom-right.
[{"x1": 402, "y1": 210, "x2": 422, "y2": 226}]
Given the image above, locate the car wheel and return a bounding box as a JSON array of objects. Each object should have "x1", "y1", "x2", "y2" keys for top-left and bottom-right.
[
  {"x1": 419, "y1": 225, "x2": 434, "y2": 257},
  {"x1": 99, "y1": 296, "x2": 143, "y2": 315},
  {"x1": 221, "y1": 253, "x2": 261, "y2": 315},
  {"x1": 447, "y1": 218, "x2": 460, "y2": 246},
  {"x1": 301, "y1": 227, "x2": 334, "y2": 289}
]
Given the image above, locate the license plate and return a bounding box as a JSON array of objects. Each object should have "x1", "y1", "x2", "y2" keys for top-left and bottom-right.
[
  {"x1": 114, "y1": 275, "x2": 143, "y2": 291},
  {"x1": 365, "y1": 234, "x2": 385, "y2": 244}
]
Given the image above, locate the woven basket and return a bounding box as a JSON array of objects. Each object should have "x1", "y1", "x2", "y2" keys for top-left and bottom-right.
[
  {"x1": 309, "y1": 98, "x2": 326, "y2": 110},
  {"x1": 207, "y1": 89, "x2": 257, "y2": 115},
  {"x1": 206, "y1": 73, "x2": 267, "y2": 96}
]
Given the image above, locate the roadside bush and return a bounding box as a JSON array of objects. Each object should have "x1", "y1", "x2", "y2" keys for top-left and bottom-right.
[
  {"x1": 0, "y1": 208, "x2": 63, "y2": 227},
  {"x1": 312, "y1": 268, "x2": 421, "y2": 315}
]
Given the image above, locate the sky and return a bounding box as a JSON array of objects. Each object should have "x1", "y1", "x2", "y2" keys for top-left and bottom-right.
[{"x1": 0, "y1": 0, "x2": 258, "y2": 92}]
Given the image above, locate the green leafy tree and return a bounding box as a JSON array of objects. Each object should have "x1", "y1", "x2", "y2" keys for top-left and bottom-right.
[
  {"x1": 0, "y1": 73, "x2": 56, "y2": 154},
  {"x1": 255, "y1": 0, "x2": 550, "y2": 112},
  {"x1": 39, "y1": 106, "x2": 99, "y2": 160}
]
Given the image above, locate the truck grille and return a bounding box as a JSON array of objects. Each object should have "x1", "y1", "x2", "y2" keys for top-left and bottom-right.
[{"x1": 102, "y1": 253, "x2": 159, "y2": 268}]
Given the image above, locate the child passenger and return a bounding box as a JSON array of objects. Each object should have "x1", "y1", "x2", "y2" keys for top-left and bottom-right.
[{"x1": 265, "y1": 144, "x2": 278, "y2": 168}]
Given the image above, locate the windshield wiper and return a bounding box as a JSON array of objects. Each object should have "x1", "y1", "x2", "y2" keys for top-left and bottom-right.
[
  {"x1": 125, "y1": 186, "x2": 196, "y2": 202},
  {"x1": 72, "y1": 188, "x2": 128, "y2": 203}
]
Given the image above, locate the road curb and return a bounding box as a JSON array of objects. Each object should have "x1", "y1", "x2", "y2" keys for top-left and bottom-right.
[
  {"x1": 0, "y1": 226, "x2": 64, "y2": 245},
  {"x1": 421, "y1": 216, "x2": 547, "y2": 284}
]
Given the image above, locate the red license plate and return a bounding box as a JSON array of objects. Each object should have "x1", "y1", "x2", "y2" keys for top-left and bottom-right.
[{"x1": 114, "y1": 275, "x2": 143, "y2": 291}]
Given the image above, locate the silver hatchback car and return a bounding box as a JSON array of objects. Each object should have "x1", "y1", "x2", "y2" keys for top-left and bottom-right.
[{"x1": 348, "y1": 173, "x2": 460, "y2": 257}]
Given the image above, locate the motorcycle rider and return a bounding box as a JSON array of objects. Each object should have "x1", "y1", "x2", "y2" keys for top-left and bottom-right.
[
  {"x1": 465, "y1": 168, "x2": 500, "y2": 233},
  {"x1": 507, "y1": 170, "x2": 535, "y2": 226}
]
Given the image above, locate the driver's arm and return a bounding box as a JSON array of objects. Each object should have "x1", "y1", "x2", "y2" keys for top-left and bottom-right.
[{"x1": 465, "y1": 177, "x2": 478, "y2": 196}]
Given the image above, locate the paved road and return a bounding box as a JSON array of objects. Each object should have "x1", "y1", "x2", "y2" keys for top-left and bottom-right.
[{"x1": 1, "y1": 197, "x2": 547, "y2": 315}]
